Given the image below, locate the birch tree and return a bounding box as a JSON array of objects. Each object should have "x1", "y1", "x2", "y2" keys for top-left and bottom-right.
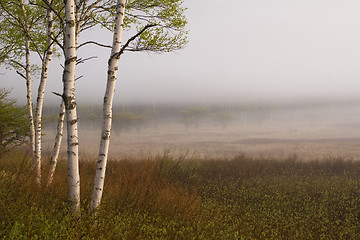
[
  {"x1": 45, "y1": 0, "x2": 120, "y2": 208},
  {"x1": 90, "y1": 0, "x2": 188, "y2": 211},
  {"x1": 2, "y1": 0, "x2": 110, "y2": 188},
  {"x1": 17, "y1": 0, "x2": 120, "y2": 209},
  {"x1": 19, "y1": 0, "x2": 36, "y2": 153},
  {"x1": 47, "y1": 100, "x2": 65, "y2": 186},
  {"x1": 0, "y1": 0, "x2": 40, "y2": 152},
  {"x1": 1, "y1": 0, "x2": 104, "y2": 187},
  {"x1": 90, "y1": 0, "x2": 127, "y2": 211},
  {"x1": 62, "y1": 0, "x2": 81, "y2": 212},
  {"x1": 0, "y1": 0, "x2": 61, "y2": 183},
  {"x1": 33, "y1": 0, "x2": 55, "y2": 184}
]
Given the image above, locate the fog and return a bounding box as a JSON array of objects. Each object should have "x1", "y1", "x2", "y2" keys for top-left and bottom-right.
[
  {"x1": 1, "y1": 0, "x2": 360, "y2": 106},
  {"x1": 4, "y1": 0, "x2": 360, "y2": 159},
  {"x1": 39, "y1": 100, "x2": 360, "y2": 160}
]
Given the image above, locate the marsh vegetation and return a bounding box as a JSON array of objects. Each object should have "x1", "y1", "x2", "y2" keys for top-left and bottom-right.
[{"x1": 1, "y1": 150, "x2": 360, "y2": 239}]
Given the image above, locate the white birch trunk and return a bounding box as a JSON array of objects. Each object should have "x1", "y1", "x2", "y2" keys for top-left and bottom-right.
[
  {"x1": 20, "y1": 0, "x2": 35, "y2": 153},
  {"x1": 47, "y1": 100, "x2": 65, "y2": 186},
  {"x1": 34, "y1": 2, "x2": 54, "y2": 184},
  {"x1": 90, "y1": 0, "x2": 127, "y2": 211},
  {"x1": 64, "y1": 0, "x2": 80, "y2": 213},
  {"x1": 25, "y1": 41, "x2": 35, "y2": 153}
]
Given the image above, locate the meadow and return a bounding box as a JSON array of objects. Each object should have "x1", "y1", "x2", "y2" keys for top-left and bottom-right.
[{"x1": 1, "y1": 150, "x2": 360, "y2": 239}]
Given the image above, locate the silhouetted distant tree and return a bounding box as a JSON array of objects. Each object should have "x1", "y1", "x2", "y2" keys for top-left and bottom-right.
[{"x1": 181, "y1": 107, "x2": 210, "y2": 129}]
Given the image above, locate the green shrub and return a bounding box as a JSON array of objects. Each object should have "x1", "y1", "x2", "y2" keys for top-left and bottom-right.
[{"x1": 0, "y1": 88, "x2": 30, "y2": 156}]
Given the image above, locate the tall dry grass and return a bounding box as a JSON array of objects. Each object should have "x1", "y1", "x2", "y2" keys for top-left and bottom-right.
[
  {"x1": 0, "y1": 149, "x2": 201, "y2": 239},
  {"x1": 1, "y1": 149, "x2": 360, "y2": 239}
]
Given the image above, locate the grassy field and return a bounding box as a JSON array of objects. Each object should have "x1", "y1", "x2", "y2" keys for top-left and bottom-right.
[{"x1": 1, "y1": 150, "x2": 360, "y2": 239}]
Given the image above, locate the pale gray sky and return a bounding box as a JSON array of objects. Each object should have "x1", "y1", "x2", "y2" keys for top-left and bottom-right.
[{"x1": 1, "y1": 0, "x2": 360, "y2": 105}]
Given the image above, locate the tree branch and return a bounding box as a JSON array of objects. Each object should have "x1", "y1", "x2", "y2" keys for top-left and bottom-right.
[
  {"x1": 74, "y1": 75, "x2": 83, "y2": 81},
  {"x1": 77, "y1": 41, "x2": 111, "y2": 49},
  {"x1": 80, "y1": 0, "x2": 103, "y2": 21},
  {"x1": 15, "y1": 70, "x2": 27, "y2": 80},
  {"x1": 115, "y1": 23, "x2": 156, "y2": 58},
  {"x1": 49, "y1": 31, "x2": 64, "y2": 50},
  {"x1": 76, "y1": 56, "x2": 97, "y2": 64},
  {"x1": 10, "y1": 60, "x2": 26, "y2": 71},
  {"x1": 52, "y1": 91, "x2": 66, "y2": 102},
  {"x1": 38, "y1": 0, "x2": 65, "y2": 25},
  {"x1": 52, "y1": 91, "x2": 62, "y2": 97}
]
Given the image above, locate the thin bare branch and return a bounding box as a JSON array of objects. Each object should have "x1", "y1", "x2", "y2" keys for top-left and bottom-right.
[
  {"x1": 49, "y1": 31, "x2": 64, "y2": 50},
  {"x1": 80, "y1": 0, "x2": 103, "y2": 20},
  {"x1": 77, "y1": 41, "x2": 111, "y2": 49},
  {"x1": 15, "y1": 70, "x2": 27, "y2": 80},
  {"x1": 52, "y1": 91, "x2": 62, "y2": 97},
  {"x1": 116, "y1": 23, "x2": 156, "y2": 58},
  {"x1": 76, "y1": 56, "x2": 97, "y2": 64},
  {"x1": 52, "y1": 91, "x2": 66, "y2": 102},
  {"x1": 38, "y1": 0, "x2": 65, "y2": 25},
  {"x1": 10, "y1": 60, "x2": 26, "y2": 70},
  {"x1": 74, "y1": 75, "x2": 83, "y2": 81}
]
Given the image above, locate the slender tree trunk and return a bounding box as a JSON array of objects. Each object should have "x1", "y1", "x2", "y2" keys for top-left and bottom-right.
[
  {"x1": 25, "y1": 42, "x2": 35, "y2": 153},
  {"x1": 34, "y1": 1, "x2": 54, "y2": 184},
  {"x1": 47, "y1": 100, "x2": 65, "y2": 186},
  {"x1": 64, "y1": 0, "x2": 80, "y2": 213},
  {"x1": 47, "y1": 0, "x2": 83, "y2": 186},
  {"x1": 19, "y1": 0, "x2": 35, "y2": 153},
  {"x1": 90, "y1": 0, "x2": 127, "y2": 211}
]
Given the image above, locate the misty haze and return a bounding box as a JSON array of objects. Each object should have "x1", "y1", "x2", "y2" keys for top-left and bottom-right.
[
  {"x1": 2, "y1": 0, "x2": 360, "y2": 160},
  {"x1": 2, "y1": 0, "x2": 360, "y2": 238},
  {"x1": 40, "y1": 100, "x2": 360, "y2": 160},
  {"x1": 2, "y1": 0, "x2": 360, "y2": 105}
]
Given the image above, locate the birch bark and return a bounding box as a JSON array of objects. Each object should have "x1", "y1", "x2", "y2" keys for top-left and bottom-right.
[
  {"x1": 19, "y1": 0, "x2": 35, "y2": 153},
  {"x1": 46, "y1": 0, "x2": 86, "y2": 187},
  {"x1": 34, "y1": 1, "x2": 54, "y2": 184},
  {"x1": 90, "y1": 0, "x2": 127, "y2": 211},
  {"x1": 47, "y1": 100, "x2": 65, "y2": 186},
  {"x1": 64, "y1": 0, "x2": 80, "y2": 213}
]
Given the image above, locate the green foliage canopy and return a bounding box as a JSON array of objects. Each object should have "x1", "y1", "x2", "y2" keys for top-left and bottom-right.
[
  {"x1": 0, "y1": 88, "x2": 30, "y2": 155},
  {"x1": 1, "y1": 0, "x2": 188, "y2": 72},
  {"x1": 83, "y1": 0, "x2": 188, "y2": 54},
  {"x1": 125, "y1": 0, "x2": 188, "y2": 53},
  {"x1": 0, "y1": 0, "x2": 62, "y2": 75}
]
